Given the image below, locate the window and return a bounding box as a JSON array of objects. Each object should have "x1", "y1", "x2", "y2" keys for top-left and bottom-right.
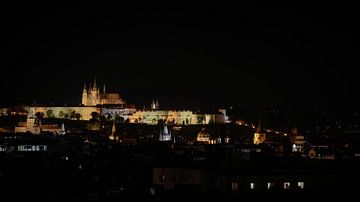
[
  {"x1": 250, "y1": 183, "x2": 255, "y2": 190},
  {"x1": 267, "y1": 182, "x2": 274, "y2": 189},
  {"x1": 298, "y1": 181, "x2": 304, "y2": 189},
  {"x1": 283, "y1": 182, "x2": 291, "y2": 189}
]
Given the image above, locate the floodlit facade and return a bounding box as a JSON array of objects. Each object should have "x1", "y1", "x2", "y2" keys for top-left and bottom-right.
[
  {"x1": 82, "y1": 78, "x2": 125, "y2": 106},
  {"x1": 253, "y1": 132, "x2": 266, "y2": 145}
]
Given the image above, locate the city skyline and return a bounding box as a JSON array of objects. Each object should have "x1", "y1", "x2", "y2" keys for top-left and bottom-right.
[{"x1": 2, "y1": 3, "x2": 359, "y2": 110}]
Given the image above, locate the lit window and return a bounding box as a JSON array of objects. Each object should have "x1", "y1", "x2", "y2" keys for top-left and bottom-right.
[
  {"x1": 250, "y1": 183, "x2": 255, "y2": 190},
  {"x1": 267, "y1": 182, "x2": 274, "y2": 189},
  {"x1": 298, "y1": 181, "x2": 304, "y2": 189},
  {"x1": 283, "y1": 182, "x2": 291, "y2": 189}
]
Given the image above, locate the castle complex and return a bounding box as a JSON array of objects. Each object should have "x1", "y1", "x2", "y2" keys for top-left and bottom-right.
[
  {"x1": 5, "y1": 78, "x2": 229, "y2": 135},
  {"x1": 82, "y1": 78, "x2": 125, "y2": 106}
]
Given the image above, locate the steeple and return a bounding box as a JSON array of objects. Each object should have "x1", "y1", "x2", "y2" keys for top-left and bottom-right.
[
  {"x1": 93, "y1": 76, "x2": 97, "y2": 90},
  {"x1": 60, "y1": 122, "x2": 66, "y2": 135},
  {"x1": 83, "y1": 82, "x2": 87, "y2": 93},
  {"x1": 109, "y1": 121, "x2": 116, "y2": 141},
  {"x1": 82, "y1": 82, "x2": 88, "y2": 106},
  {"x1": 155, "y1": 99, "x2": 159, "y2": 109},
  {"x1": 256, "y1": 106, "x2": 262, "y2": 133},
  {"x1": 151, "y1": 99, "x2": 156, "y2": 110},
  {"x1": 151, "y1": 99, "x2": 159, "y2": 110},
  {"x1": 88, "y1": 82, "x2": 92, "y2": 92},
  {"x1": 103, "y1": 84, "x2": 106, "y2": 94}
]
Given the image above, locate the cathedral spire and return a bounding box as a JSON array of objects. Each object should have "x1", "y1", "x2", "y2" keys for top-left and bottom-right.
[
  {"x1": 82, "y1": 82, "x2": 88, "y2": 106},
  {"x1": 151, "y1": 99, "x2": 155, "y2": 110},
  {"x1": 109, "y1": 121, "x2": 116, "y2": 141},
  {"x1": 83, "y1": 82, "x2": 87, "y2": 93},
  {"x1": 155, "y1": 99, "x2": 159, "y2": 109},
  {"x1": 93, "y1": 76, "x2": 97, "y2": 90}
]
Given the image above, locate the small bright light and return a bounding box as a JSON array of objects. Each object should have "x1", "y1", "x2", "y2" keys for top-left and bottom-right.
[
  {"x1": 150, "y1": 188, "x2": 155, "y2": 195},
  {"x1": 298, "y1": 182, "x2": 304, "y2": 189},
  {"x1": 65, "y1": 156, "x2": 69, "y2": 161},
  {"x1": 250, "y1": 183, "x2": 255, "y2": 190},
  {"x1": 283, "y1": 182, "x2": 290, "y2": 189}
]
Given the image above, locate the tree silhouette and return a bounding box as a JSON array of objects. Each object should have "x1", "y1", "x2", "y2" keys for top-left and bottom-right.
[
  {"x1": 75, "y1": 113, "x2": 81, "y2": 120},
  {"x1": 115, "y1": 115, "x2": 124, "y2": 123},
  {"x1": 70, "y1": 110, "x2": 76, "y2": 119},
  {"x1": 58, "y1": 111, "x2": 64, "y2": 118},
  {"x1": 106, "y1": 114, "x2": 112, "y2": 121},
  {"x1": 46, "y1": 110, "x2": 54, "y2": 118},
  {"x1": 90, "y1": 112, "x2": 100, "y2": 120},
  {"x1": 35, "y1": 112, "x2": 44, "y2": 120}
]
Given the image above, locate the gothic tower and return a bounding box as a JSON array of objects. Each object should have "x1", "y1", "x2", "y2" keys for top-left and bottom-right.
[{"x1": 82, "y1": 83, "x2": 88, "y2": 106}]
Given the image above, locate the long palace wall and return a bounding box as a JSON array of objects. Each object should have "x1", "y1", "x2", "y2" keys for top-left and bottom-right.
[{"x1": 26, "y1": 107, "x2": 225, "y2": 124}]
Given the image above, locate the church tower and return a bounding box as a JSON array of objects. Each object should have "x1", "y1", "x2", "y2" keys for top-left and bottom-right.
[
  {"x1": 89, "y1": 77, "x2": 101, "y2": 106},
  {"x1": 151, "y1": 99, "x2": 159, "y2": 110},
  {"x1": 82, "y1": 83, "x2": 88, "y2": 106},
  {"x1": 109, "y1": 121, "x2": 116, "y2": 141},
  {"x1": 155, "y1": 99, "x2": 159, "y2": 109},
  {"x1": 151, "y1": 99, "x2": 156, "y2": 109}
]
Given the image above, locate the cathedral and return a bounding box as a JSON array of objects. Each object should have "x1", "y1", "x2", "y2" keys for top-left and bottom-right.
[{"x1": 82, "y1": 78, "x2": 125, "y2": 106}]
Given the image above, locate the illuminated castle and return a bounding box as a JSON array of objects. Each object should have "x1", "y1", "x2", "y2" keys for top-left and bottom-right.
[{"x1": 82, "y1": 78, "x2": 125, "y2": 106}]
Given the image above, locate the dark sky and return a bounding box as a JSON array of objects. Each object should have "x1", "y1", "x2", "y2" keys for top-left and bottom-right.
[{"x1": 1, "y1": 2, "x2": 359, "y2": 110}]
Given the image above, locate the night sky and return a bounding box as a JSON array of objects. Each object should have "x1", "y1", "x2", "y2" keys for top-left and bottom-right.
[{"x1": 1, "y1": 2, "x2": 359, "y2": 110}]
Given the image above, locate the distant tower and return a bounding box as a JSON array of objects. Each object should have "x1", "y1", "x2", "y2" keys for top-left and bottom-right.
[
  {"x1": 87, "y1": 77, "x2": 101, "y2": 106},
  {"x1": 103, "y1": 84, "x2": 106, "y2": 95},
  {"x1": 93, "y1": 76, "x2": 97, "y2": 90},
  {"x1": 88, "y1": 82, "x2": 92, "y2": 106},
  {"x1": 151, "y1": 99, "x2": 159, "y2": 110},
  {"x1": 60, "y1": 122, "x2": 66, "y2": 135},
  {"x1": 109, "y1": 121, "x2": 116, "y2": 141},
  {"x1": 92, "y1": 77, "x2": 99, "y2": 105},
  {"x1": 155, "y1": 99, "x2": 159, "y2": 109},
  {"x1": 151, "y1": 99, "x2": 156, "y2": 110},
  {"x1": 159, "y1": 125, "x2": 171, "y2": 141},
  {"x1": 82, "y1": 83, "x2": 88, "y2": 106},
  {"x1": 253, "y1": 107, "x2": 266, "y2": 145}
]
